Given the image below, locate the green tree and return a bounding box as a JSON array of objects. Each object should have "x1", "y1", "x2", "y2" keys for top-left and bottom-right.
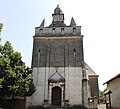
[
  {"x1": 99, "y1": 90, "x2": 105, "y2": 103},
  {"x1": 0, "y1": 23, "x2": 3, "y2": 38},
  {"x1": 0, "y1": 24, "x2": 35, "y2": 108},
  {"x1": 0, "y1": 23, "x2": 3, "y2": 32},
  {"x1": 0, "y1": 41, "x2": 35, "y2": 96}
]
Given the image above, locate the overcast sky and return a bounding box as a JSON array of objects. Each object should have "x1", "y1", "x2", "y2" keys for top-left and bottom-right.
[{"x1": 0, "y1": 0, "x2": 120, "y2": 90}]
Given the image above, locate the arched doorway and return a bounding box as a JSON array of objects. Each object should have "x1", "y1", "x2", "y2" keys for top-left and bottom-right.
[{"x1": 52, "y1": 86, "x2": 62, "y2": 106}]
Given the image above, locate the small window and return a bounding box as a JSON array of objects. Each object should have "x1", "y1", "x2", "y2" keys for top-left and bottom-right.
[
  {"x1": 38, "y1": 49, "x2": 40, "y2": 52},
  {"x1": 40, "y1": 29, "x2": 43, "y2": 33},
  {"x1": 73, "y1": 49, "x2": 76, "y2": 57},
  {"x1": 61, "y1": 28, "x2": 64, "y2": 34},
  {"x1": 52, "y1": 28, "x2": 55, "y2": 34},
  {"x1": 73, "y1": 28, "x2": 76, "y2": 34}
]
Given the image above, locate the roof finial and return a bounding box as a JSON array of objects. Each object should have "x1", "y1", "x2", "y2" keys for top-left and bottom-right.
[
  {"x1": 57, "y1": 4, "x2": 59, "y2": 8},
  {"x1": 54, "y1": 5, "x2": 63, "y2": 14}
]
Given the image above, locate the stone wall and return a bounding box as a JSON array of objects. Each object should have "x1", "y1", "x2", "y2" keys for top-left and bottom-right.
[
  {"x1": 35, "y1": 26, "x2": 81, "y2": 36},
  {"x1": 31, "y1": 67, "x2": 83, "y2": 106},
  {"x1": 32, "y1": 36, "x2": 83, "y2": 68}
]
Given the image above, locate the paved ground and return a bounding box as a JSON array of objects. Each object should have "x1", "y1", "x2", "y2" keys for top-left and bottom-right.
[{"x1": 97, "y1": 104, "x2": 106, "y2": 109}]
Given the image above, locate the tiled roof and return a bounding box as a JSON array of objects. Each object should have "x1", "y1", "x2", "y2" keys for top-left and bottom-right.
[{"x1": 103, "y1": 73, "x2": 120, "y2": 85}]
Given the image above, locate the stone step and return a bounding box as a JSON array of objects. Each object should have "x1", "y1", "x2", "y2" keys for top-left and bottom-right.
[{"x1": 45, "y1": 106, "x2": 68, "y2": 109}]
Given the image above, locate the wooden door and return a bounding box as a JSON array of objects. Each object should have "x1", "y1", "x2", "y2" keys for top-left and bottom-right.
[{"x1": 52, "y1": 86, "x2": 61, "y2": 106}]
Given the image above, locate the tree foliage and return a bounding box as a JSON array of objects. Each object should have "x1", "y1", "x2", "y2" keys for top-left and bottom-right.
[
  {"x1": 0, "y1": 23, "x2": 3, "y2": 32},
  {"x1": 99, "y1": 90, "x2": 105, "y2": 103},
  {"x1": 0, "y1": 40, "x2": 35, "y2": 98}
]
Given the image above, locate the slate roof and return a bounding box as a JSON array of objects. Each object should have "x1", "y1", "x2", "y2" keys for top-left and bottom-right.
[{"x1": 84, "y1": 62, "x2": 98, "y2": 76}]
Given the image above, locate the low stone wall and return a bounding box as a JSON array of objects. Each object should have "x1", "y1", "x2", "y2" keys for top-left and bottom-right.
[
  {"x1": 14, "y1": 98, "x2": 26, "y2": 109},
  {"x1": 0, "y1": 98, "x2": 25, "y2": 109}
]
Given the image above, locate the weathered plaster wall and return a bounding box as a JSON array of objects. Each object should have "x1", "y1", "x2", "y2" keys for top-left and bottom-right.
[
  {"x1": 107, "y1": 78, "x2": 120, "y2": 109},
  {"x1": 32, "y1": 67, "x2": 83, "y2": 105}
]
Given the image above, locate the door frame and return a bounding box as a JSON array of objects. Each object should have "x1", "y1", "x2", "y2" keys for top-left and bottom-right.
[{"x1": 48, "y1": 82, "x2": 65, "y2": 106}]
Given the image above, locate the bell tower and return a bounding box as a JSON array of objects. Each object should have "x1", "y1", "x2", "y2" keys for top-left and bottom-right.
[{"x1": 30, "y1": 5, "x2": 99, "y2": 108}]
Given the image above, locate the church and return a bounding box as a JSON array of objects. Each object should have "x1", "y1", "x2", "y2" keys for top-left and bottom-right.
[{"x1": 29, "y1": 5, "x2": 99, "y2": 108}]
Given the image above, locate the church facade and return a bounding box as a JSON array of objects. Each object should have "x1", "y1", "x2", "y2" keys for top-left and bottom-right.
[{"x1": 30, "y1": 5, "x2": 99, "y2": 108}]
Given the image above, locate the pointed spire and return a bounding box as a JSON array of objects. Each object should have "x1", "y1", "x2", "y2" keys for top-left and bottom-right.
[
  {"x1": 40, "y1": 19, "x2": 45, "y2": 27},
  {"x1": 70, "y1": 17, "x2": 76, "y2": 26}
]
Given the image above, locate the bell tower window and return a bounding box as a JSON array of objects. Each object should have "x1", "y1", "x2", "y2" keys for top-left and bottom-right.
[
  {"x1": 40, "y1": 29, "x2": 43, "y2": 33},
  {"x1": 61, "y1": 28, "x2": 64, "y2": 34},
  {"x1": 52, "y1": 28, "x2": 55, "y2": 34},
  {"x1": 73, "y1": 28, "x2": 76, "y2": 34}
]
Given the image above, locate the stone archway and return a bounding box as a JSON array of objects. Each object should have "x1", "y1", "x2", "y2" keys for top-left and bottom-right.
[{"x1": 52, "y1": 86, "x2": 62, "y2": 106}]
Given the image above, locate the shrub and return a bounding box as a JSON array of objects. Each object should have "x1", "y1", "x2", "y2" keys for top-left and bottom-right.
[{"x1": 68, "y1": 105, "x2": 88, "y2": 109}]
